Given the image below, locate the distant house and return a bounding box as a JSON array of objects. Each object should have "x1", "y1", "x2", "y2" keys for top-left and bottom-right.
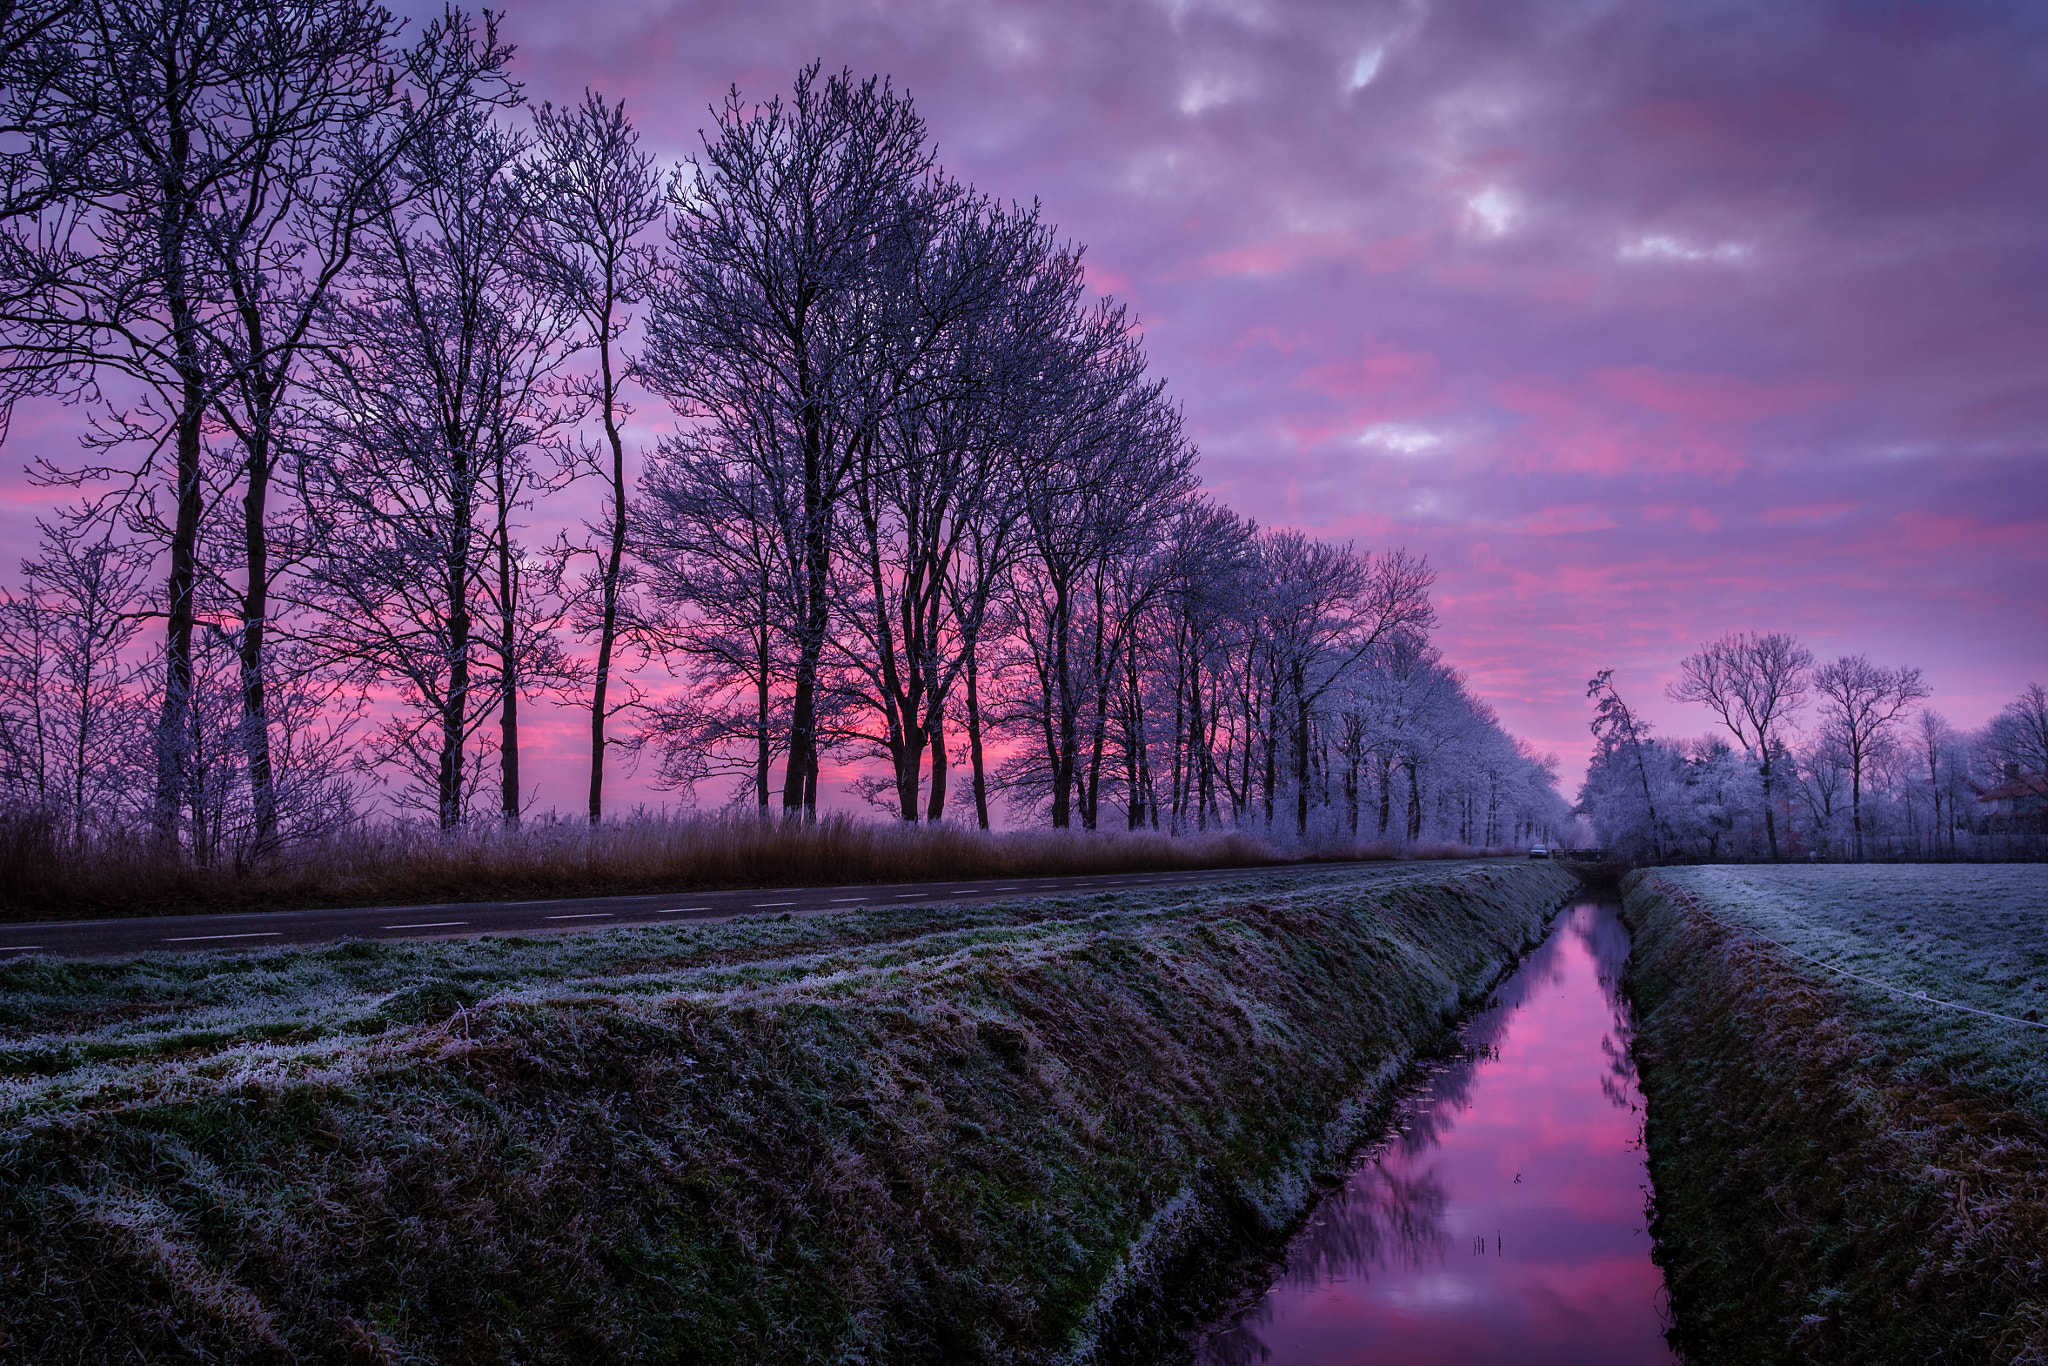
[{"x1": 1977, "y1": 773, "x2": 2048, "y2": 817}]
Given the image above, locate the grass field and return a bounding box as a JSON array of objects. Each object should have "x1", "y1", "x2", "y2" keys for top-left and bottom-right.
[
  {"x1": 1624, "y1": 865, "x2": 2048, "y2": 1365},
  {"x1": 0, "y1": 860, "x2": 1575, "y2": 1364},
  {"x1": 1648, "y1": 864, "x2": 2048, "y2": 1112}
]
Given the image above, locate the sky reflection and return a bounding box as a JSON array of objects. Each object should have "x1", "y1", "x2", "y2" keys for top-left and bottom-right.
[{"x1": 1197, "y1": 901, "x2": 1674, "y2": 1366}]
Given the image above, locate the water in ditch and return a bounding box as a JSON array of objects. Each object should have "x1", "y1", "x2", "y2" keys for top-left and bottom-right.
[{"x1": 1195, "y1": 900, "x2": 1676, "y2": 1365}]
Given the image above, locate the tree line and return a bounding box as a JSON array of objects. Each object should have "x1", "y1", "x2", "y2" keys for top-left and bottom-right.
[
  {"x1": 0, "y1": 2, "x2": 1569, "y2": 866},
  {"x1": 1583, "y1": 634, "x2": 2047, "y2": 861}
]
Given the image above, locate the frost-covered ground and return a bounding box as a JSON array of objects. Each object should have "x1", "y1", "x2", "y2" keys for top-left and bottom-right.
[
  {"x1": 0, "y1": 860, "x2": 1578, "y2": 1363},
  {"x1": 0, "y1": 862, "x2": 1485, "y2": 1104},
  {"x1": 1653, "y1": 864, "x2": 2048, "y2": 1113}
]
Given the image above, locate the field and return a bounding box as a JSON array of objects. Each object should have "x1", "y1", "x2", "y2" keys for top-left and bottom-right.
[
  {"x1": 0, "y1": 809, "x2": 1514, "y2": 922},
  {"x1": 1649, "y1": 865, "x2": 2048, "y2": 1111},
  {"x1": 0, "y1": 860, "x2": 1576, "y2": 1364},
  {"x1": 1623, "y1": 865, "x2": 2048, "y2": 1365}
]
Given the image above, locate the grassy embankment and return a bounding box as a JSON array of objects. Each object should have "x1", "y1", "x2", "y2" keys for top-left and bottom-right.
[
  {"x1": 1623, "y1": 865, "x2": 2048, "y2": 1365},
  {"x1": 1, "y1": 859, "x2": 1576, "y2": 1364},
  {"x1": 0, "y1": 809, "x2": 1518, "y2": 922}
]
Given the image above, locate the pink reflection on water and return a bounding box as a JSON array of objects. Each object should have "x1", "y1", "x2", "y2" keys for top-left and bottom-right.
[{"x1": 1197, "y1": 902, "x2": 1676, "y2": 1366}]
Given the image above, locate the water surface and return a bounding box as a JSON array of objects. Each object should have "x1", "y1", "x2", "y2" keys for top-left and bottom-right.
[{"x1": 1196, "y1": 901, "x2": 1676, "y2": 1366}]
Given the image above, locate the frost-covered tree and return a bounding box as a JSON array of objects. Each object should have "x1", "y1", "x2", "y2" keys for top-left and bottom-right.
[
  {"x1": 1667, "y1": 630, "x2": 1810, "y2": 859},
  {"x1": 1812, "y1": 654, "x2": 1930, "y2": 860}
]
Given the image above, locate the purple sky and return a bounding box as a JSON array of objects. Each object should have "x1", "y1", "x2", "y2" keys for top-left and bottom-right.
[{"x1": 11, "y1": 0, "x2": 2048, "y2": 804}]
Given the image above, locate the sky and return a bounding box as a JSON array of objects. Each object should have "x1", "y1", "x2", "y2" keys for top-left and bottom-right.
[{"x1": 9, "y1": 0, "x2": 2048, "y2": 807}]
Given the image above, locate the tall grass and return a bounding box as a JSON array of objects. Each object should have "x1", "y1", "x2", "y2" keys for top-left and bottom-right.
[{"x1": 0, "y1": 808, "x2": 1517, "y2": 921}]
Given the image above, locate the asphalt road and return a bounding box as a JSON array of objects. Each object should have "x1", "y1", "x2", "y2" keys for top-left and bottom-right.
[{"x1": 0, "y1": 862, "x2": 1378, "y2": 960}]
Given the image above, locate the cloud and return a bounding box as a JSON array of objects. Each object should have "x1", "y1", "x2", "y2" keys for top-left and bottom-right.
[{"x1": 1618, "y1": 234, "x2": 1750, "y2": 264}]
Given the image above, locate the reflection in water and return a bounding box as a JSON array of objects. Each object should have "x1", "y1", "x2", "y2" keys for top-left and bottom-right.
[{"x1": 1196, "y1": 902, "x2": 1675, "y2": 1366}]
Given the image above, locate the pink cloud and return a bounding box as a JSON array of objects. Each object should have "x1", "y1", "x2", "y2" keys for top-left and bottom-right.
[
  {"x1": 1592, "y1": 366, "x2": 1840, "y2": 423},
  {"x1": 1764, "y1": 501, "x2": 1858, "y2": 525},
  {"x1": 1519, "y1": 504, "x2": 1620, "y2": 536},
  {"x1": 1295, "y1": 344, "x2": 1437, "y2": 402}
]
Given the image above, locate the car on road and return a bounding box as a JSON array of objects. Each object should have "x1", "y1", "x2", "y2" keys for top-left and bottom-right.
[{"x1": 1528, "y1": 845, "x2": 1550, "y2": 859}]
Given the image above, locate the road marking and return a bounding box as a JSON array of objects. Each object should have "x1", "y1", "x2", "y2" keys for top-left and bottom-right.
[
  {"x1": 752, "y1": 901, "x2": 796, "y2": 908},
  {"x1": 993, "y1": 886, "x2": 1019, "y2": 891},
  {"x1": 831, "y1": 897, "x2": 868, "y2": 903},
  {"x1": 383, "y1": 921, "x2": 468, "y2": 929},
  {"x1": 163, "y1": 932, "x2": 283, "y2": 943},
  {"x1": 896, "y1": 893, "x2": 927, "y2": 898},
  {"x1": 658, "y1": 907, "x2": 710, "y2": 914},
  {"x1": 0, "y1": 945, "x2": 42, "y2": 952},
  {"x1": 546, "y1": 913, "x2": 613, "y2": 921}
]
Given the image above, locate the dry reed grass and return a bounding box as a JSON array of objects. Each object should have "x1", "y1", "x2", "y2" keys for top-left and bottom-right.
[
  {"x1": 0, "y1": 808, "x2": 1514, "y2": 922},
  {"x1": 1623, "y1": 871, "x2": 2048, "y2": 1365}
]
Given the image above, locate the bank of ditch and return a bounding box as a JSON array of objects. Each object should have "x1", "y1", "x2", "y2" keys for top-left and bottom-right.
[
  {"x1": 0, "y1": 859, "x2": 1576, "y2": 1364},
  {"x1": 1622, "y1": 867, "x2": 2048, "y2": 1365}
]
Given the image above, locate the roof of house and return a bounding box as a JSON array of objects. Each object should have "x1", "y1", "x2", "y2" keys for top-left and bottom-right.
[{"x1": 1978, "y1": 773, "x2": 2048, "y2": 803}]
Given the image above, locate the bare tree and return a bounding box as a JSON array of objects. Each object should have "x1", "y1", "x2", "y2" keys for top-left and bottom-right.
[
  {"x1": 830, "y1": 189, "x2": 1051, "y2": 821},
  {"x1": 1149, "y1": 498, "x2": 1258, "y2": 833},
  {"x1": 1667, "y1": 630, "x2": 1812, "y2": 859},
  {"x1": 1259, "y1": 532, "x2": 1435, "y2": 837},
  {"x1": 1812, "y1": 654, "x2": 1930, "y2": 859},
  {"x1": 2, "y1": 0, "x2": 505, "y2": 856},
  {"x1": 1913, "y1": 708, "x2": 1968, "y2": 858},
  {"x1": 1001, "y1": 305, "x2": 1194, "y2": 828},
  {"x1": 1983, "y1": 682, "x2": 2048, "y2": 780},
  {"x1": 642, "y1": 64, "x2": 935, "y2": 819},
  {"x1": 0, "y1": 0, "x2": 504, "y2": 853},
  {"x1": 298, "y1": 103, "x2": 580, "y2": 827},
  {"x1": 526, "y1": 90, "x2": 662, "y2": 824},
  {"x1": 0, "y1": 526, "x2": 152, "y2": 845},
  {"x1": 1588, "y1": 669, "x2": 1662, "y2": 858},
  {"x1": 635, "y1": 431, "x2": 799, "y2": 809}
]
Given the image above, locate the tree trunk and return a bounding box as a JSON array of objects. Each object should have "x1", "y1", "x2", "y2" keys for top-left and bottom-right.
[
  {"x1": 440, "y1": 566, "x2": 470, "y2": 830},
  {"x1": 1759, "y1": 747, "x2": 1780, "y2": 860},
  {"x1": 495, "y1": 463, "x2": 521, "y2": 827},
  {"x1": 965, "y1": 639, "x2": 990, "y2": 830},
  {"x1": 1292, "y1": 665, "x2": 1311, "y2": 836},
  {"x1": 783, "y1": 405, "x2": 831, "y2": 821},
  {"x1": 237, "y1": 369, "x2": 280, "y2": 861},
  {"x1": 588, "y1": 329, "x2": 628, "y2": 824},
  {"x1": 926, "y1": 703, "x2": 947, "y2": 822},
  {"x1": 1851, "y1": 761, "x2": 1864, "y2": 860}
]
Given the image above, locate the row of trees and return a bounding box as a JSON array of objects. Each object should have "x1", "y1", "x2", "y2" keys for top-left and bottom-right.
[
  {"x1": 1583, "y1": 634, "x2": 2046, "y2": 861},
  {"x1": 0, "y1": 4, "x2": 1568, "y2": 863}
]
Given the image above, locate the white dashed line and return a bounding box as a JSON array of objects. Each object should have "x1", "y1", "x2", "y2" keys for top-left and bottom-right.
[
  {"x1": 163, "y1": 932, "x2": 283, "y2": 943},
  {"x1": 993, "y1": 886, "x2": 1019, "y2": 891},
  {"x1": 831, "y1": 897, "x2": 868, "y2": 903},
  {"x1": 896, "y1": 893, "x2": 927, "y2": 899},
  {"x1": 752, "y1": 901, "x2": 797, "y2": 908},
  {"x1": 383, "y1": 921, "x2": 468, "y2": 929},
  {"x1": 546, "y1": 913, "x2": 613, "y2": 921},
  {"x1": 658, "y1": 907, "x2": 711, "y2": 914},
  {"x1": 0, "y1": 945, "x2": 42, "y2": 952}
]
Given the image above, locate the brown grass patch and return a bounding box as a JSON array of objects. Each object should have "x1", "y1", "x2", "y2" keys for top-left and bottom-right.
[{"x1": 0, "y1": 810, "x2": 1517, "y2": 922}]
